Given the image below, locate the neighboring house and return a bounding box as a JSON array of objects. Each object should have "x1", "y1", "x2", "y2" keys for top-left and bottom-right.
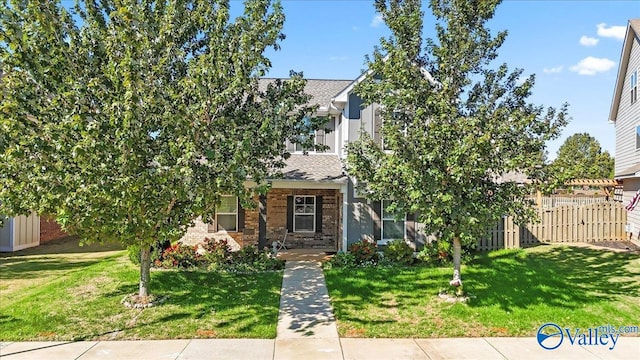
[
  {"x1": 182, "y1": 76, "x2": 425, "y2": 251},
  {"x1": 609, "y1": 19, "x2": 640, "y2": 241},
  {"x1": 0, "y1": 213, "x2": 40, "y2": 252}
]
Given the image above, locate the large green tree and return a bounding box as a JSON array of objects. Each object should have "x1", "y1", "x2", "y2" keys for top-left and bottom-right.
[
  {"x1": 345, "y1": 0, "x2": 568, "y2": 290},
  {"x1": 550, "y1": 133, "x2": 614, "y2": 180},
  {"x1": 0, "y1": 0, "x2": 317, "y2": 300}
]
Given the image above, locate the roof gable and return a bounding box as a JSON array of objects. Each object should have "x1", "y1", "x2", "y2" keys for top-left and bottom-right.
[
  {"x1": 258, "y1": 78, "x2": 352, "y2": 115},
  {"x1": 608, "y1": 19, "x2": 640, "y2": 123}
]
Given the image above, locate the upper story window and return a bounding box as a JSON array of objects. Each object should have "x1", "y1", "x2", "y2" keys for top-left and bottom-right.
[
  {"x1": 286, "y1": 116, "x2": 334, "y2": 153},
  {"x1": 631, "y1": 71, "x2": 638, "y2": 105},
  {"x1": 636, "y1": 125, "x2": 640, "y2": 150}
]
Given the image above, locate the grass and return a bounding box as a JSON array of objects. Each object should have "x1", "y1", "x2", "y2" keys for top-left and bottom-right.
[
  {"x1": 0, "y1": 238, "x2": 283, "y2": 341},
  {"x1": 324, "y1": 244, "x2": 640, "y2": 338}
]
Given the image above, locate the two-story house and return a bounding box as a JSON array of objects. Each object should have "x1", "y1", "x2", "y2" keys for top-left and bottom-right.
[
  {"x1": 609, "y1": 19, "x2": 640, "y2": 241},
  {"x1": 182, "y1": 75, "x2": 424, "y2": 251}
]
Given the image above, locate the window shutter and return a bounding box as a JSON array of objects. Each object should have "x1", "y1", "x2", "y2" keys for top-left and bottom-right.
[
  {"x1": 348, "y1": 93, "x2": 362, "y2": 119},
  {"x1": 286, "y1": 196, "x2": 294, "y2": 232},
  {"x1": 237, "y1": 199, "x2": 245, "y2": 231},
  {"x1": 372, "y1": 200, "x2": 381, "y2": 241},
  {"x1": 315, "y1": 196, "x2": 323, "y2": 233},
  {"x1": 406, "y1": 212, "x2": 416, "y2": 241}
]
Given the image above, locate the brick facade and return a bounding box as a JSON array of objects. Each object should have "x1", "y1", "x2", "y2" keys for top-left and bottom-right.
[
  {"x1": 180, "y1": 195, "x2": 261, "y2": 249},
  {"x1": 39, "y1": 215, "x2": 68, "y2": 243},
  {"x1": 266, "y1": 188, "x2": 341, "y2": 250},
  {"x1": 181, "y1": 188, "x2": 341, "y2": 250}
]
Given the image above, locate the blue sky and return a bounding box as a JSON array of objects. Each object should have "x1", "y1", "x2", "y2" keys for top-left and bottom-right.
[{"x1": 247, "y1": 0, "x2": 638, "y2": 160}]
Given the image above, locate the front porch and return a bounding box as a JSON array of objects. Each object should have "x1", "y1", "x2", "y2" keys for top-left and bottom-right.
[{"x1": 274, "y1": 248, "x2": 336, "y2": 262}]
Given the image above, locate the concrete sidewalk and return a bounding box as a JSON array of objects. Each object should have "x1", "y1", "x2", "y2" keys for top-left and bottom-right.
[
  {"x1": 2, "y1": 259, "x2": 639, "y2": 359},
  {"x1": 2, "y1": 337, "x2": 639, "y2": 359}
]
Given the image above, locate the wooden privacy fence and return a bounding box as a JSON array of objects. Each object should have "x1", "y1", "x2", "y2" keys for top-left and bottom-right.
[{"x1": 478, "y1": 202, "x2": 628, "y2": 251}]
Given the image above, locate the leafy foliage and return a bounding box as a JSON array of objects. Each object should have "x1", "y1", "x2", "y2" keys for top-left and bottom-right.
[
  {"x1": 160, "y1": 243, "x2": 200, "y2": 269},
  {"x1": 0, "y1": 0, "x2": 314, "y2": 297},
  {"x1": 382, "y1": 239, "x2": 414, "y2": 265},
  {"x1": 348, "y1": 240, "x2": 380, "y2": 266},
  {"x1": 127, "y1": 239, "x2": 169, "y2": 266},
  {"x1": 345, "y1": 0, "x2": 568, "y2": 284},
  {"x1": 549, "y1": 133, "x2": 614, "y2": 181}
]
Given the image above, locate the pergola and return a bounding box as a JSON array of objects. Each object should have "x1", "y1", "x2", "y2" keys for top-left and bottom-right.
[{"x1": 564, "y1": 179, "x2": 620, "y2": 187}]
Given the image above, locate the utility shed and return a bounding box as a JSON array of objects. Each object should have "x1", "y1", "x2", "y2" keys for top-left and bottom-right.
[{"x1": 0, "y1": 213, "x2": 40, "y2": 252}]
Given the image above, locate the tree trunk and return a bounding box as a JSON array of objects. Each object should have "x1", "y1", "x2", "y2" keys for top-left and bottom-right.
[
  {"x1": 139, "y1": 245, "x2": 152, "y2": 299},
  {"x1": 450, "y1": 236, "x2": 462, "y2": 287}
]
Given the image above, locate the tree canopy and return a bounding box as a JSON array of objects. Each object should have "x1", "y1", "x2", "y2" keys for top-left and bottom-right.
[
  {"x1": 345, "y1": 0, "x2": 568, "y2": 289},
  {"x1": 0, "y1": 0, "x2": 316, "y2": 299},
  {"x1": 550, "y1": 133, "x2": 614, "y2": 180}
]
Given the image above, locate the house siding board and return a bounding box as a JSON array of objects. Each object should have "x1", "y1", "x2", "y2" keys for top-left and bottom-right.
[
  {"x1": 0, "y1": 213, "x2": 39, "y2": 252},
  {"x1": 323, "y1": 117, "x2": 336, "y2": 153},
  {"x1": 615, "y1": 33, "x2": 640, "y2": 175},
  {"x1": 348, "y1": 119, "x2": 361, "y2": 143},
  {"x1": 0, "y1": 217, "x2": 13, "y2": 251},
  {"x1": 622, "y1": 178, "x2": 640, "y2": 240},
  {"x1": 346, "y1": 180, "x2": 374, "y2": 246}
]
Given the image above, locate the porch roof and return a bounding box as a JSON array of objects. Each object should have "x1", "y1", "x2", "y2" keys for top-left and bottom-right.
[{"x1": 277, "y1": 154, "x2": 346, "y2": 183}]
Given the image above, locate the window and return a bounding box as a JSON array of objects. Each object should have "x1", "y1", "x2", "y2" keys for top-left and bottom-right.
[
  {"x1": 294, "y1": 195, "x2": 315, "y2": 232},
  {"x1": 631, "y1": 71, "x2": 638, "y2": 105},
  {"x1": 216, "y1": 196, "x2": 238, "y2": 232},
  {"x1": 382, "y1": 200, "x2": 405, "y2": 241},
  {"x1": 286, "y1": 116, "x2": 332, "y2": 153},
  {"x1": 636, "y1": 125, "x2": 640, "y2": 150}
]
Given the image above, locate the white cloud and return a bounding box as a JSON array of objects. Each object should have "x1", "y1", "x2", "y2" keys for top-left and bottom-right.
[
  {"x1": 596, "y1": 23, "x2": 626, "y2": 40},
  {"x1": 569, "y1": 56, "x2": 616, "y2": 75},
  {"x1": 579, "y1": 36, "x2": 599, "y2": 47},
  {"x1": 352, "y1": 25, "x2": 360, "y2": 32},
  {"x1": 370, "y1": 14, "x2": 383, "y2": 28},
  {"x1": 543, "y1": 66, "x2": 563, "y2": 74}
]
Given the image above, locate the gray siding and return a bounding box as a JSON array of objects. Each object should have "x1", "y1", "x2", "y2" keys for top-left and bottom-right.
[
  {"x1": 615, "y1": 34, "x2": 640, "y2": 175},
  {"x1": 323, "y1": 117, "x2": 336, "y2": 153},
  {"x1": 0, "y1": 217, "x2": 13, "y2": 251},
  {"x1": 346, "y1": 180, "x2": 374, "y2": 246}
]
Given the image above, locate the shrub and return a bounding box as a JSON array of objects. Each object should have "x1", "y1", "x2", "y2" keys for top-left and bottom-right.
[
  {"x1": 201, "y1": 238, "x2": 232, "y2": 269},
  {"x1": 323, "y1": 251, "x2": 357, "y2": 269},
  {"x1": 161, "y1": 242, "x2": 200, "y2": 268},
  {"x1": 348, "y1": 240, "x2": 379, "y2": 266},
  {"x1": 382, "y1": 239, "x2": 414, "y2": 265},
  {"x1": 226, "y1": 245, "x2": 284, "y2": 272}
]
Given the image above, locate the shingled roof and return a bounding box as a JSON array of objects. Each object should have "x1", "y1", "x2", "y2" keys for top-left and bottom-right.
[
  {"x1": 275, "y1": 154, "x2": 346, "y2": 182},
  {"x1": 258, "y1": 78, "x2": 353, "y2": 107}
]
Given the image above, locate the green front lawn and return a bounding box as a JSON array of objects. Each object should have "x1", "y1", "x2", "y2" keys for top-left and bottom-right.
[
  {"x1": 0, "y1": 239, "x2": 283, "y2": 341},
  {"x1": 325, "y1": 245, "x2": 640, "y2": 337}
]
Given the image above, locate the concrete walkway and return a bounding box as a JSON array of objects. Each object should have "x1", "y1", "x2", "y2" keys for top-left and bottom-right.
[
  {"x1": 1, "y1": 259, "x2": 639, "y2": 359},
  {"x1": 275, "y1": 260, "x2": 341, "y2": 359}
]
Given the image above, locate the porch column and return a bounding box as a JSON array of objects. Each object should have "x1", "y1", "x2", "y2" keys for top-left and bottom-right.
[{"x1": 340, "y1": 183, "x2": 349, "y2": 252}]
